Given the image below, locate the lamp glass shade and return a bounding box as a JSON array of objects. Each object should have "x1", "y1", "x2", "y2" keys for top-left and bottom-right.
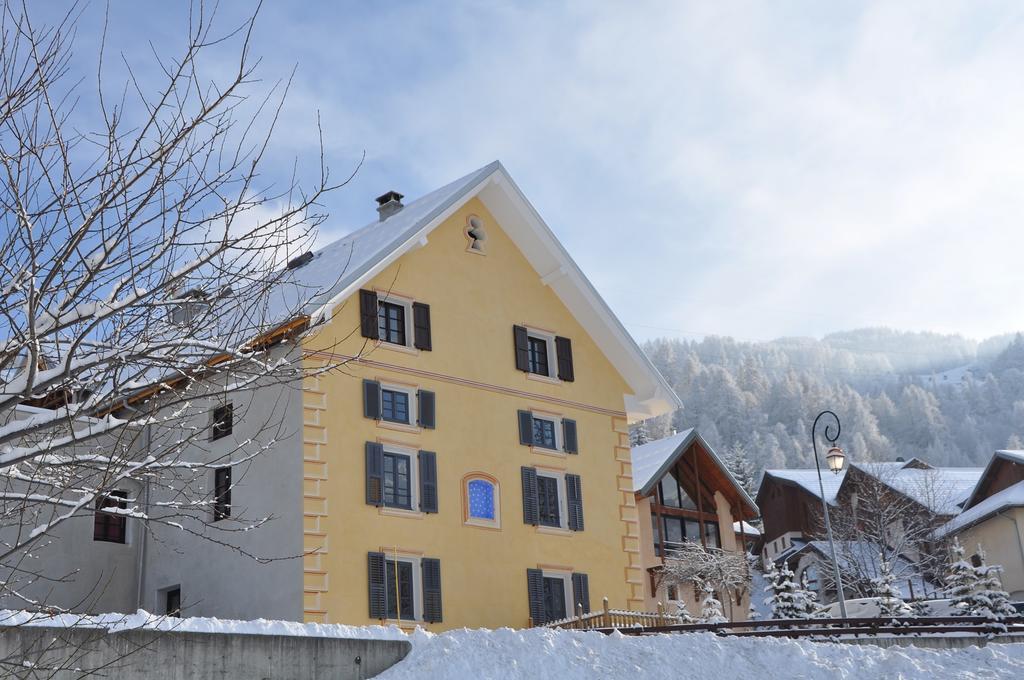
[{"x1": 826, "y1": 446, "x2": 846, "y2": 474}]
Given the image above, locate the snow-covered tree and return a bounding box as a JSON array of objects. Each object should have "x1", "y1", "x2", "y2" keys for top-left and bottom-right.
[
  {"x1": 747, "y1": 602, "x2": 761, "y2": 620},
  {"x1": 765, "y1": 562, "x2": 807, "y2": 620},
  {"x1": 0, "y1": 0, "x2": 342, "y2": 626},
  {"x1": 698, "y1": 583, "x2": 728, "y2": 624},
  {"x1": 872, "y1": 559, "x2": 912, "y2": 618},
  {"x1": 722, "y1": 442, "x2": 757, "y2": 499},
  {"x1": 674, "y1": 597, "x2": 696, "y2": 623},
  {"x1": 657, "y1": 541, "x2": 748, "y2": 621},
  {"x1": 965, "y1": 548, "x2": 1017, "y2": 621},
  {"x1": 629, "y1": 420, "x2": 651, "y2": 446},
  {"x1": 796, "y1": 572, "x2": 820, "y2": 618},
  {"x1": 944, "y1": 539, "x2": 980, "y2": 615}
]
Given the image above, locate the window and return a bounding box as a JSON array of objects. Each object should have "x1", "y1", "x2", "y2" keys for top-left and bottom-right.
[
  {"x1": 537, "y1": 475, "x2": 562, "y2": 528},
  {"x1": 165, "y1": 587, "x2": 181, "y2": 617},
  {"x1": 211, "y1": 403, "x2": 233, "y2": 441},
  {"x1": 653, "y1": 515, "x2": 720, "y2": 555},
  {"x1": 667, "y1": 584, "x2": 679, "y2": 601},
  {"x1": 518, "y1": 410, "x2": 577, "y2": 454},
  {"x1": 657, "y1": 473, "x2": 697, "y2": 510},
  {"x1": 213, "y1": 467, "x2": 231, "y2": 521},
  {"x1": 532, "y1": 417, "x2": 558, "y2": 450},
  {"x1": 704, "y1": 521, "x2": 721, "y2": 549},
  {"x1": 464, "y1": 474, "x2": 500, "y2": 528},
  {"x1": 527, "y1": 336, "x2": 549, "y2": 376},
  {"x1": 386, "y1": 559, "x2": 416, "y2": 621},
  {"x1": 381, "y1": 388, "x2": 411, "y2": 424},
  {"x1": 94, "y1": 491, "x2": 128, "y2": 543},
  {"x1": 542, "y1": 575, "x2": 568, "y2": 622},
  {"x1": 383, "y1": 451, "x2": 413, "y2": 510},
  {"x1": 514, "y1": 326, "x2": 575, "y2": 381},
  {"x1": 378, "y1": 301, "x2": 407, "y2": 346}
]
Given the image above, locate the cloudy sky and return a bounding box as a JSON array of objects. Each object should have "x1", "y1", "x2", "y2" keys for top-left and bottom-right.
[{"x1": 41, "y1": 1, "x2": 1024, "y2": 343}]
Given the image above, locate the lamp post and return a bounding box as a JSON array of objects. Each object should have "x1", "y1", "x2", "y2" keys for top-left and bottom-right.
[{"x1": 811, "y1": 410, "x2": 848, "y2": 619}]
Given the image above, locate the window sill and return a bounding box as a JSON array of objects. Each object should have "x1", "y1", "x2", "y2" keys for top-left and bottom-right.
[
  {"x1": 530, "y1": 446, "x2": 566, "y2": 459},
  {"x1": 464, "y1": 518, "x2": 501, "y2": 531},
  {"x1": 376, "y1": 340, "x2": 420, "y2": 357},
  {"x1": 525, "y1": 372, "x2": 560, "y2": 385},
  {"x1": 377, "y1": 420, "x2": 422, "y2": 435},
  {"x1": 535, "y1": 525, "x2": 572, "y2": 537},
  {"x1": 378, "y1": 506, "x2": 426, "y2": 519}
]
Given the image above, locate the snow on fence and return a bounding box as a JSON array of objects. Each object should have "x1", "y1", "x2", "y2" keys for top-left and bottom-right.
[{"x1": 544, "y1": 597, "x2": 685, "y2": 630}]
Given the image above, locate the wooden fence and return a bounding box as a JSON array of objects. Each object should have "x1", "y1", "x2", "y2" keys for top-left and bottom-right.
[{"x1": 545, "y1": 601, "x2": 1024, "y2": 640}]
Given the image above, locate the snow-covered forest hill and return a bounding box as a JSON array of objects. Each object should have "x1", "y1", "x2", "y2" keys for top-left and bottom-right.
[{"x1": 638, "y1": 328, "x2": 1024, "y2": 472}]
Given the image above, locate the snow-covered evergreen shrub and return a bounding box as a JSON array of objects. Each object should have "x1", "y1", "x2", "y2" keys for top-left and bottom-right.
[
  {"x1": 966, "y1": 549, "x2": 1017, "y2": 621},
  {"x1": 765, "y1": 562, "x2": 806, "y2": 619},
  {"x1": 944, "y1": 538, "x2": 979, "y2": 616},
  {"x1": 872, "y1": 559, "x2": 912, "y2": 618},
  {"x1": 795, "y1": 572, "x2": 820, "y2": 619},
  {"x1": 699, "y1": 583, "x2": 728, "y2": 624}
]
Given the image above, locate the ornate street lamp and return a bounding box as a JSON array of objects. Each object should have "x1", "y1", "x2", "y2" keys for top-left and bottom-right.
[{"x1": 811, "y1": 410, "x2": 848, "y2": 619}]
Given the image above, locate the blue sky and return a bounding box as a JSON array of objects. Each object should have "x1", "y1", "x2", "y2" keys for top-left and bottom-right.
[{"x1": 39, "y1": 1, "x2": 1024, "y2": 343}]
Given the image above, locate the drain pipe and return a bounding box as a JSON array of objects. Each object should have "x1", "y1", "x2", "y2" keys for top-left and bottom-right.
[{"x1": 134, "y1": 421, "x2": 153, "y2": 611}]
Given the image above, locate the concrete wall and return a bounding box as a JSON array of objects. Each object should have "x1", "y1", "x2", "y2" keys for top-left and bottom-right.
[
  {"x1": 0, "y1": 625, "x2": 410, "y2": 680},
  {"x1": 139, "y1": 360, "x2": 306, "y2": 621}
]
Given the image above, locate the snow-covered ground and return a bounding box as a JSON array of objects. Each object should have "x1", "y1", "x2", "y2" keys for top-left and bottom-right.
[
  {"x1": 5, "y1": 609, "x2": 1024, "y2": 678},
  {"x1": 379, "y1": 628, "x2": 1024, "y2": 680}
]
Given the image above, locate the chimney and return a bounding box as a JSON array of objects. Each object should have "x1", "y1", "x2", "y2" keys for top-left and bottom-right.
[{"x1": 375, "y1": 190, "x2": 404, "y2": 221}]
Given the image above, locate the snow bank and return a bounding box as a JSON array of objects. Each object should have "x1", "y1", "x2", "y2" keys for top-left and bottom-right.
[
  {"x1": 377, "y1": 628, "x2": 1024, "y2": 680},
  {"x1": 0, "y1": 609, "x2": 406, "y2": 640}
]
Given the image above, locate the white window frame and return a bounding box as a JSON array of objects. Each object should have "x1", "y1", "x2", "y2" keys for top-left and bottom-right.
[
  {"x1": 381, "y1": 444, "x2": 418, "y2": 512},
  {"x1": 535, "y1": 469, "x2": 569, "y2": 530},
  {"x1": 530, "y1": 412, "x2": 563, "y2": 452},
  {"x1": 463, "y1": 474, "x2": 501, "y2": 529},
  {"x1": 540, "y1": 568, "x2": 574, "y2": 622},
  {"x1": 377, "y1": 293, "x2": 415, "y2": 348},
  {"x1": 379, "y1": 383, "x2": 417, "y2": 426},
  {"x1": 384, "y1": 554, "x2": 423, "y2": 622},
  {"x1": 525, "y1": 327, "x2": 557, "y2": 379}
]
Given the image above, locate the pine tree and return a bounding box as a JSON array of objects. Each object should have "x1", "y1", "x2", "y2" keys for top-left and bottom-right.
[
  {"x1": 795, "y1": 572, "x2": 820, "y2": 619},
  {"x1": 765, "y1": 561, "x2": 805, "y2": 619},
  {"x1": 674, "y1": 597, "x2": 696, "y2": 623},
  {"x1": 872, "y1": 559, "x2": 912, "y2": 618},
  {"x1": 944, "y1": 538, "x2": 979, "y2": 616},
  {"x1": 699, "y1": 583, "x2": 728, "y2": 624},
  {"x1": 630, "y1": 420, "x2": 651, "y2": 447},
  {"x1": 722, "y1": 442, "x2": 757, "y2": 498},
  {"x1": 966, "y1": 548, "x2": 1017, "y2": 621}
]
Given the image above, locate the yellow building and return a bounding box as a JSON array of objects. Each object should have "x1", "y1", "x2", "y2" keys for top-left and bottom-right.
[{"x1": 290, "y1": 162, "x2": 680, "y2": 629}]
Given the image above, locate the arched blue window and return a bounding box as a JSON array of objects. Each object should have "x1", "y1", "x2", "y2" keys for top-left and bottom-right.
[{"x1": 463, "y1": 474, "x2": 500, "y2": 528}]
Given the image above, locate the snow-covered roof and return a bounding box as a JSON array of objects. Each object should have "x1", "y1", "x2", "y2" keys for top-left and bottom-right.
[
  {"x1": 630, "y1": 428, "x2": 758, "y2": 517},
  {"x1": 760, "y1": 469, "x2": 847, "y2": 505},
  {"x1": 630, "y1": 428, "x2": 695, "y2": 493},
  {"x1": 934, "y1": 480, "x2": 1024, "y2": 539},
  {"x1": 264, "y1": 161, "x2": 680, "y2": 421},
  {"x1": 795, "y1": 540, "x2": 933, "y2": 599},
  {"x1": 850, "y1": 462, "x2": 983, "y2": 516},
  {"x1": 733, "y1": 521, "x2": 760, "y2": 536},
  {"x1": 961, "y1": 449, "x2": 1024, "y2": 510}
]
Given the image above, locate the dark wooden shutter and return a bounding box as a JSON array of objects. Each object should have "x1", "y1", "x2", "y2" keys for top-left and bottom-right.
[
  {"x1": 419, "y1": 450, "x2": 438, "y2": 513},
  {"x1": 513, "y1": 325, "x2": 530, "y2": 372},
  {"x1": 518, "y1": 410, "x2": 534, "y2": 446},
  {"x1": 417, "y1": 390, "x2": 436, "y2": 429},
  {"x1": 363, "y1": 380, "x2": 381, "y2": 420},
  {"x1": 571, "y1": 573, "x2": 591, "y2": 614},
  {"x1": 365, "y1": 442, "x2": 384, "y2": 506},
  {"x1": 413, "y1": 302, "x2": 432, "y2": 351},
  {"x1": 527, "y1": 568, "x2": 546, "y2": 625},
  {"x1": 555, "y1": 336, "x2": 574, "y2": 382},
  {"x1": 566, "y1": 473, "x2": 584, "y2": 531},
  {"x1": 562, "y1": 419, "x2": 578, "y2": 454},
  {"x1": 359, "y1": 289, "x2": 379, "y2": 340},
  {"x1": 521, "y1": 466, "x2": 539, "y2": 525},
  {"x1": 422, "y1": 558, "x2": 443, "y2": 623},
  {"x1": 368, "y1": 552, "x2": 387, "y2": 619}
]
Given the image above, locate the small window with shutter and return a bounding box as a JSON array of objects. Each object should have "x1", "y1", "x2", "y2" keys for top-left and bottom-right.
[
  {"x1": 513, "y1": 326, "x2": 574, "y2": 381},
  {"x1": 368, "y1": 552, "x2": 441, "y2": 623},
  {"x1": 518, "y1": 410, "x2": 579, "y2": 455},
  {"x1": 360, "y1": 290, "x2": 433, "y2": 351},
  {"x1": 210, "y1": 403, "x2": 233, "y2": 441}
]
